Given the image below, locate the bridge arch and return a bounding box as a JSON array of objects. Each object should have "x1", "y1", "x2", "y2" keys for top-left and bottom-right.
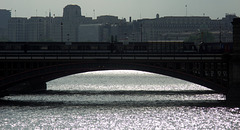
[{"x1": 0, "y1": 61, "x2": 227, "y2": 94}]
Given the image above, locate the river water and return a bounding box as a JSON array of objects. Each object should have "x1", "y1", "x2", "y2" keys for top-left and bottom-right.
[{"x1": 0, "y1": 70, "x2": 239, "y2": 129}]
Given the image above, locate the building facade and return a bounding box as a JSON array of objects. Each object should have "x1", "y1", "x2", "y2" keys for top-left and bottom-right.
[
  {"x1": 78, "y1": 24, "x2": 102, "y2": 42},
  {"x1": 26, "y1": 17, "x2": 47, "y2": 42},
  {"x1": 8, "y1": 18, "x2": 27, "y2": 42},
  {"x1": 63, "y1": 5, "x2": 82, "y2": 42},
  {"x1": 49, "y1": 17, "x2": 63, "y2": 42},
  {"x1": 3, "y1": 5, "x2": 238, "y2": 43},
  {"x1": 129, "y1": 14, "x2": 237, "y2": 43},
  {"x1": 0, "y1": 9, "x2": 11, "y2": 41}
]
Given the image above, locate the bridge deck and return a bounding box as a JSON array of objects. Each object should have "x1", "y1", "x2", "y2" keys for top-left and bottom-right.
[{"x1": 0, "y1": 53, "x2": 224, "y2": 61}]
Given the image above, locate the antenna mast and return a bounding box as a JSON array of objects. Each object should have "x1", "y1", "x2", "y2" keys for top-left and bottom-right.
[{"x1": 185, "y1": 5, "x2": 188, "y2": 16}]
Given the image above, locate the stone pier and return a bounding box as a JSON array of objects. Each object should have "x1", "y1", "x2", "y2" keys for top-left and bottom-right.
[{"x1": 227, "y1": 18, "x2": 240, "y2": 106}]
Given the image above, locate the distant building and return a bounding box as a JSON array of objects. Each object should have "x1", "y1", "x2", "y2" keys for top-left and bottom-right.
[
  {"x1": 0, "y1": 9, "x2": 11, "y2": 41},
  {"x1": 3, "y1": 5, "x2": 238, "y2": 43},
  {"x1": 97, "y1": 15, "x2": 121, "y2": 24},
  {"x1": 78, "y1": 24, "x2": 102, "y2": 42},
  {"x1": 50, "y1": 17, "x2": 63, "y2": 42},
  {"x1": 63, "y1": 5, "x2": 82, "y2": 20},
  {"x1": 63, "y1": 5, "x2": 82, "y2": 42},
  {"x1": 26, "y1": 17, "x2": 47, "y2": 42},
  {"x1": 45, "y1": 13, "x2": 53, "y2": 41},
  {"x1": 0, "y1": 9, "x2": 11, "y2": 29},
  {"x1": 136, "y1": 16, "x2": 212, "y2": 42},
  {"x1": 130, "y1": 14, "x2": 238, "y2": 42},
  {"x1": 8, "y1": 18, "x2": 27, "y2": 42}
]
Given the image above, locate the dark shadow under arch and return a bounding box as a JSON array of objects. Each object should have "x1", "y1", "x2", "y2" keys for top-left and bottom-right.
[{"x1": 0, "y1": 61, "x2": 228, "y2": 94}]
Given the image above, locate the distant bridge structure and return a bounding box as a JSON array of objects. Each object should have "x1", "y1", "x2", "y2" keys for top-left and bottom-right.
[
  {"x1": 0, "y1": 18, "x2": 240, "y2": 106},
  {"x1": 0, "y1": 42, "x2": 229, "y2": 93}
]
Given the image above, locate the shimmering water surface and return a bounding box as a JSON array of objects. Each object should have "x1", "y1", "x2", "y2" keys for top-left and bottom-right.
[{"x1": 1, "y1": 70, "x2": 240, "y2": 129}]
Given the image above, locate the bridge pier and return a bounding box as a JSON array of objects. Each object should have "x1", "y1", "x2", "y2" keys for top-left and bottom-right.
[
  {"x1": 227, "y1": 18, "x2": 240, "y2": 106},
  {"x1": 227, "y1": 55, "x2": 240, "y2": 106}
]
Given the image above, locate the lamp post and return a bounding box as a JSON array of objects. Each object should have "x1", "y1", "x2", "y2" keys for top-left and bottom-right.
[
  {"x1": 219, "y1": 25, "x2": 222, "y2": 43},
  {"x1": 141, "y1": 23, "x2": 143, "y2": 42},
  {"x1": 67, "y1": 34, "x2": 70, "y2": 42},
  {"x1": 185, "y1": 5, "x2": 188, "y2": 16},
  {"x1": 61, "y1": 22, "x2": 63, "y2": 42}
]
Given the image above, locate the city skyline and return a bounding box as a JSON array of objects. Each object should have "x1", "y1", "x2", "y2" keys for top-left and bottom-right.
[
  {"x1": 1, "y1": 3, "x2": 237, "y2": 43},
  {"x1": 1, "y1": 0, "x2": 240, "y2": 20}
]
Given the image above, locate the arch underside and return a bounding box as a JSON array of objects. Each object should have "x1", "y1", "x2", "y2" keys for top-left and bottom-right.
[{"x1": 0, "y1": 61, "x2": 228, "y2": 94}]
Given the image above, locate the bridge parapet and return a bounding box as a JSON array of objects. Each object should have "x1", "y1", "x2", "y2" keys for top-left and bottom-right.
[{"x1": 0, "y1": 52, "x2": 224, "y2": 60}]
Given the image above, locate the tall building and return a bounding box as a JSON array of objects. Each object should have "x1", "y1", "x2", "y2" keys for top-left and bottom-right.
[
  {"x1": 8, "y1": 18, "x2": 27, "y2": 42},
  {"x1": 0, "y1": 9, "x2": 11, "y2": 41},
  {"x1": 63, "y1": 5, "x2": 81, "y2": 20},
  {"x1": 63, "y1": 5, "x2": 82, "y2": 42}
]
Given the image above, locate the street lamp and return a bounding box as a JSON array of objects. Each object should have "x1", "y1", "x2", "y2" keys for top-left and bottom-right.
[
  {"x1": 67, "y1": 34, "x2": 70, "y2": 42},
  {"x1": 61, "y1": 22, "x2": 63, "y2": 42},
  {"x1": 141, "y1": 23, "x2": 143, "y2": 42}
]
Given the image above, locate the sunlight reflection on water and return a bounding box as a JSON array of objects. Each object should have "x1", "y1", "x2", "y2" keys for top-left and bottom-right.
[{"x1": 1, "y1": 70, "x2": 239, "y2": 129}]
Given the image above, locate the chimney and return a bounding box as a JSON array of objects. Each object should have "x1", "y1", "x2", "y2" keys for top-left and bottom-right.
[{"x1": 156, "y1": 14, "x2": 159, "y2": 19}]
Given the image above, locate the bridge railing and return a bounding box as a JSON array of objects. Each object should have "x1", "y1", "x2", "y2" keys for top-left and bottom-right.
[{"x1": 0, "y1": 51, "x2": 224, "y2": 61}]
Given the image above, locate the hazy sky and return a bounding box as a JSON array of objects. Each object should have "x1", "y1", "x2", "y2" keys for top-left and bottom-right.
[{"x1": 1, "y1": 0, "x2": 239, "y2": 20}]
